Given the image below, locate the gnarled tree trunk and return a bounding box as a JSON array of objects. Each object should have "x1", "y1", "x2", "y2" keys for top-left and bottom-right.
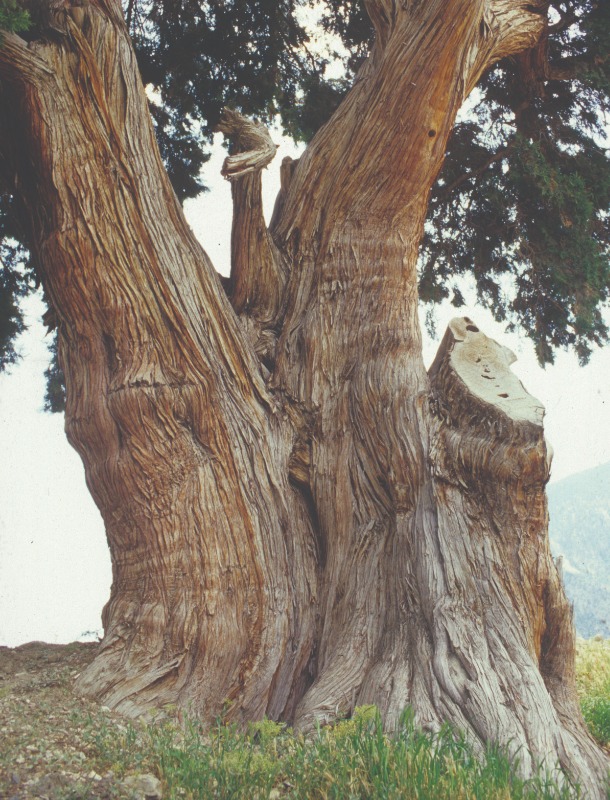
[{"x1": 1, "y1": 0, "x2": 608, "y2": 796}]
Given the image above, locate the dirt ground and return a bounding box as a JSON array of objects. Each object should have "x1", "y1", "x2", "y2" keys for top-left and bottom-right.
[{"x1": 0, "y1": 641, "x2": 160, "y2": 800}]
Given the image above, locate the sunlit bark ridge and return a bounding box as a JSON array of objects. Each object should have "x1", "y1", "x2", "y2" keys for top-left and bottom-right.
[{"x1": 1, "y1": 0, "x2": 607, "y2": 796}]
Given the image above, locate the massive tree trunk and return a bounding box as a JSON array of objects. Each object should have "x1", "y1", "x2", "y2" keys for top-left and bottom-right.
[{"x1": 1, "y1": 0, "x2": 608, "y2": 796}]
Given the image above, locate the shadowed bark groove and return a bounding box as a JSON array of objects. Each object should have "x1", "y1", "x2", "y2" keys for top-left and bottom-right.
[{"x1": 1, "y1": 0, "x2": 608, "y2": 797}]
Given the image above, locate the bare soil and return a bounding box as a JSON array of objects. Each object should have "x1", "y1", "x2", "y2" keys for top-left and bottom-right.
[{"x1": 0, "y1": 641, "x2": 157, "y2": 799}]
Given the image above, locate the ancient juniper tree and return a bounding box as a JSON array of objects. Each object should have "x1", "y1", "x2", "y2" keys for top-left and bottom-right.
[{"x1": 0, "y1": 1, "x2": 608, "y2": 796}]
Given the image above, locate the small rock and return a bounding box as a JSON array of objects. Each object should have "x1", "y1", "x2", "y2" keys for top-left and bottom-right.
[
  {"x1": 14, "y1": 756, "x2": 24, "y2": 765},
  {"x1": 29, "y1": 772, "x2": 72, "y2": 797},
  {"x1": 87, "y1": 770, "x2": 102, "y2": 781},
  {"x1": 100, "y1": 705, "x2": 111, "y2": 713},
  {"x1": 123, "y1": 773, "x2": 163, "y2": 800}
]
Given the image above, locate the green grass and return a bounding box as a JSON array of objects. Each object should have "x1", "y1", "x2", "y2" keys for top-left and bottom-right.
[
  {"x1": 79, "y1": 706, "x2": 589, "y2": 800},
  {"x1": 70, "y1": 641, "x2": 610, "y2": 800},
  {"x1": 576, "y1": 637, "x2": 610, "y2": 747}
]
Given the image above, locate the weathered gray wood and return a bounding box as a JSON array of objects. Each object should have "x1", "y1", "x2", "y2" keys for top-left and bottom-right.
[{"x1": 1, "y1": 1, "x2": 607, "y2": 796}]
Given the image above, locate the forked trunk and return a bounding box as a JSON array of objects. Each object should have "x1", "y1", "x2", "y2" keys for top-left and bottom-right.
[{"x1": 1, "y1": 0, "x2": 607, "y2": 796}]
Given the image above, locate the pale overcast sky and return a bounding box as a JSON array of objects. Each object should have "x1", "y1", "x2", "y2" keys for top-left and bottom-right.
[{"x1": 0, "y1": 134, "x2": 608, "y2": 647}]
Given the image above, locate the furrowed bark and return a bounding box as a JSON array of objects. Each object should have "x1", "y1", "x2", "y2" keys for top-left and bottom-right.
[
  {"x1": 217, "y1": 109, "x2": 286, "y2": 364},
  {"x1": 265, "y1": 0, "x2": 608, "y2": 794},
  {"x1": 426, "y1": 319, "x2": 605, "y2": 786},
  {"x1": 2, "y1": 0, "x2": 608, "y2": 796},
  {"x1": 1, "y1": 1, "x2": 317, "y2": 722}
]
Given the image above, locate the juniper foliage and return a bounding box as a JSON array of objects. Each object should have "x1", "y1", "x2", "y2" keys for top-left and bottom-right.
[{"x1": 0, "y1": 0, "x2": 29, "y2": 35}]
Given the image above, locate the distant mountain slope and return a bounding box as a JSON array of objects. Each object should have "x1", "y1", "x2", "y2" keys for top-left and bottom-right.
[{"x1": 548, "y1": 461, "x2": 610, "y2": 638}]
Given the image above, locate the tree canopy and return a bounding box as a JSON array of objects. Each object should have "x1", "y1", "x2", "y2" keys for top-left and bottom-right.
[{"x1": 0, "y1": 0, "x2": 608, "y2": 399}]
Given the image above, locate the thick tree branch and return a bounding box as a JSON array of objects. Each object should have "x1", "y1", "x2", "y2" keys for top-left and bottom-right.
[
  {"x1": 274, "y1": 0, "x2": 547, "y2": 252},
  {"x1": 3, "y1": 2, "x2": 319, "y2": 725},
  {"x1": 363, "y1": 0, "x2": 397, "y2": 50},
  {"x1": 217, "y1": 109, "x2": 287, "y2": 352},
  {"x1": 466, "y1": 1, "x2": 547, "y2": 94},
  {"x1": 0, "y1": 31, "x2": 53, "y2": 82}
]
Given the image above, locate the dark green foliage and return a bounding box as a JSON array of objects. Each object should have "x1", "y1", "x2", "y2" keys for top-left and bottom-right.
[
  {"x1": 0, "y1": 255, "x2": 26, "y2": 369},
  {"x1": 149, "y1": 102, "x2": 208, "y2": 202},
  {"x1": 420, "y1": 1, "x2": 610, "y2": 364},
  {"x1": 0, "y1": 1, "x2": 32, "y2": 372},
  {"x1": 0, "y1": 161, "x2": 36, "y2": 368},
  {"x1": 0, "y1": 0, "x2": 30, "y2": 36},
  {"x1": 43, "y1": 332, "x2": 66, "y2": 413},
  {"x1": 280, "y1": 71, "x2": 350, "y2": 143},
  {"x1": 0, "y1": 237, "x2": 31, "y2": 370},
  {"x1": 316, "y1": 0, "x2": 372, "y2": 76},
  {"x1": 278, "y1": 0, "x2": 371, "y2": 141}
]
